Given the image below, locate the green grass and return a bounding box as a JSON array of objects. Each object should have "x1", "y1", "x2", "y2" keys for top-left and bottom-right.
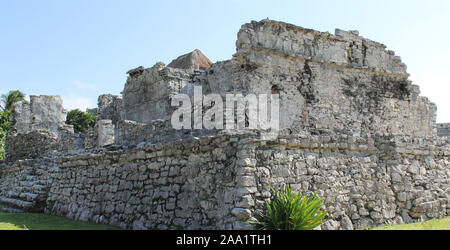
[
  {"x1": 0, "y1": 212, "x2": 120, "y2": 230},
  {"x1": 2, "y1": 212, "x2": 448, "y2": 230},
  {"x1": 373, "y1": 217, "x2": 450, "y2": 230}
]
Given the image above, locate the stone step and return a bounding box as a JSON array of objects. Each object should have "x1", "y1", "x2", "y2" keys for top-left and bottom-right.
[
  {"x1": 13, "y1": 184, "x2": 47, "y2": 194},
  {"x1": 4, "y1": 191, "x2": 41, "y2": 202},
  {"x1": 31, "y1": 184, "x2": 47, "y2": 191},
  {"x1": 18, "y1": 192, "x2": 39, "y2": 202},
  {"x1": 24, "y1": 175, "x2": 38, "y2": 181},
  {"x1": 19, "y1": 181, "x2": 35, "y2": 187},
  {"x1": 0, "y1": 196, "x2": 34, "y2": 210},
  {"x1": 6, "y1": 190, "x2": 21, "y2": 198},
  {"x1": 0, "y1": 204, "x2": 25, "y2": 213}
]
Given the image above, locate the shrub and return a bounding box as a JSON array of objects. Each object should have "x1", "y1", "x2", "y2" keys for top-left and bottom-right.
[
  {"x1": 251, "y1": 185, "x2": 328, "y2": 230},
  {"x1": 0, "y1": 128, "x2": 6, "y2": 160},
  {"x1": 1, "y1": 90, "x2": 28, "y2": 112},
  {"x1": 0, "y1": 90, "x2": 28, "y2": 160},
  {"x1": 66, "y1": 109, "x2": 97, "y2": 133},
  {"x1": 0, "y1": 110, "x2": 10, "y2": 161}
]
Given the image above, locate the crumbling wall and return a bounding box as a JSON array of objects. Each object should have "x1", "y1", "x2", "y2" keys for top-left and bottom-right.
[
  {"x1": 245, "y1": 134, "x2": 449, "y2": 229},
  {"x1": 10, "y1": 95, "x2": 69, "y2": 135},
  {"x1": 0, "y1": 158, "x2": 56, "y2": 213},
  {"x1": 97, "y1": 94, "x2": 123, "y2": 126},
  {"x1": 2, "y1": 132, "x2": 447, "y2": 229},
  {"x1": 45, "y1": 134, "x2": 241, "y2": 230},
  {"x1": 232, "y1": 20, "x2": 437, "y2": 136},
  {"x1": 237, "y1": 21, "x2": 407, "y2": 74},
  {"x1": 5, "y1": 130, "x2": 59, "y2": 162},
  {"x1": 5, "y1": 96, "x2": 79, "y2": 162},
  {"x1": 117, "y1": 119, "x2": 216, "y2": 146},
  {"x1": 121, "y1": 63, "x2": 197, "y2": 123}
]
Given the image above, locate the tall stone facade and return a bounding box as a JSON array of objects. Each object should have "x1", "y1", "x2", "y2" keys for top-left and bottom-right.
[{"x1": 0, "y1": 19, "x2": 449, "y2": 230}]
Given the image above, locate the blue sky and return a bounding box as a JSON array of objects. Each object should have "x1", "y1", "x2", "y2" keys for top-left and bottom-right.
[{"x1": 0, "y1": 0, "x2": 449, "y2": 122}]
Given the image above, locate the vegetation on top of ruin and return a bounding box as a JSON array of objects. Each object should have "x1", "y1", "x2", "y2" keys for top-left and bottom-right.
[
  {"x1": 66, "y1": 109, "x2": 97, "y2": 134},
  {"x1": 0, "y1": 127, "x2": 5, "y2": 160},
  {"x1": 1, "y1": 91, "x2": 28, "y2": 112},
  {"x1": 0, "y1": 90, "x2": 28, "y2": 160}
]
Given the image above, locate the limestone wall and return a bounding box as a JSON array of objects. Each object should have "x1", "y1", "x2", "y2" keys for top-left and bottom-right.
[
  {"x1": 245, "y1": 134, "x2": 449, "y2": 229},
  {"x1": 5, "y1": 95, "x2": 79, "y2": 162},
  {"x1": 10, "y1": 95, "x2": 69, "y2": 135},
  {"x1": 45, "y1": 134, "x2": 241, "y2": 230},
  {"x1": 121, "y1": 64, "x2": 197, "y2": 123},
  {"x1": 116, "y1": 119, "x2": 217, "y2": 146},
  {"x1": 232, "y1": 20, "x2": 437, "y2": 137},
  {"x1": 1, "y1": 133, "x2": 448, "y2": 229},
  {"x1": 236, "y1": 20, "x2": 407, "y2": 75},
  {"x1": 97, "y1": 94, "x2": 123, "y2": 126},
  {"x1": 0, "y1": 158, "x2": 56, "y2": 213}
]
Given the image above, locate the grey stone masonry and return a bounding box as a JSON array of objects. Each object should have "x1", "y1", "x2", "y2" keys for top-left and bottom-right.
[
  {"x1": 0, "y1": 19, "x2": 449, "y2": 230},
  {"x1": 1, "y1": 132, "x2": 449, "y2": 229},
  {"x1": 233, "y1": 20, "x2": 436, "y2": 137},
  {"x1": 10, "y1": 95, "x2": 70, "y2": 135},
  {"x1": 5, "y1": 95, "x2": 79, "y2": 162}
]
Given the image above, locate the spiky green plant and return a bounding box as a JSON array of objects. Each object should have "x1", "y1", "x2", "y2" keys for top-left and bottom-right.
[{"x1": 251, "y1": 185, "x2": 328, "y2": 230}]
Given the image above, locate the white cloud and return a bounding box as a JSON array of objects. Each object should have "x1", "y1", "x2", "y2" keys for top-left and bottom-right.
[
  {"x1": 72, "y1": 80, "x2": 98, "y2": 91},
  {"x1": 61, "y1": 93, "x2": 95, "y2": 112},
  {"x1": 410, "y1": 72, "x2": 450, "y2": 123}
]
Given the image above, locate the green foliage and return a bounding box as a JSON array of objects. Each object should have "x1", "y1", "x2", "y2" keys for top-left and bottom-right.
[
  {"x1": 0, "y1": 127, "x2": 6, "y2": 160},
  {"x1": 0, "y1": 109, "x2": 10, "y2": 133},
  {"x1": 1, "y1": 90, "x2": 28, "y2": 112},
  {"x1": 251, "y1": 185, "x2": 328, "y2": 230},
  {"x1": 66, "y1": 109, "x2": 97, "y2": 133},
  {"x1": 0, "y1": 90, "x2": 28, "y2": 160},
  {"x1": 0, "y1": 110, "x2": 9, "y2": 161}
]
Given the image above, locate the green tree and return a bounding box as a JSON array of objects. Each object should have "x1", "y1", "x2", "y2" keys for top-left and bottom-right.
[
  {"x1": 0, "y1": 90, "x2": 28, "y2": 160},
  {"x1": 66, "y1": 109, "x2": 97, "y2": 133},
  {"x1": 1, "y1": 90, "x2": 28, "y2": 112},
  {"x1": 0, "y1": 109, "x2": 10, "y2": 134},
  {"x1": 0, "y1": 124, "x2": 6, "y2": 160}
]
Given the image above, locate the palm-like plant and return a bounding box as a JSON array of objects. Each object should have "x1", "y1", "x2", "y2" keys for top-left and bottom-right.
[
  {"x1": 1, "y1": 90, "x2": 28, "y2": 112},
  {"x1": 251, "y1": 185, "x2": 328, "y2": 230},
  {"x1": 0, "y1": 90, "x2": 28, "y2": 160},
  {"x1": 0, "y1": 128, "x2": 6, "y2": 160}
]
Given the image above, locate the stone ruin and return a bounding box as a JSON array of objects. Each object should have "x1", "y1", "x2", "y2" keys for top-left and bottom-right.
[{"x1": 0, "y1": 19, "x2": 449, "y2": 230}]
